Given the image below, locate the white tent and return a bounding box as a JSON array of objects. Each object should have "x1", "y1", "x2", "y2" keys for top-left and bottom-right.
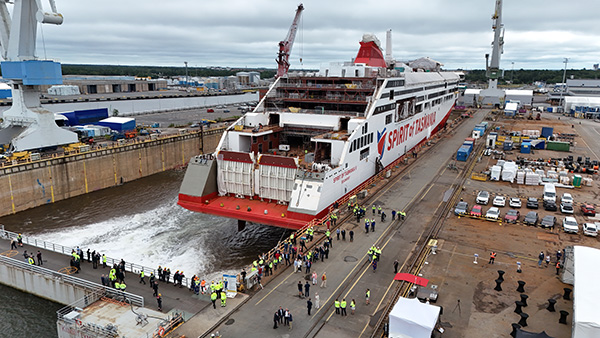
[
  {"x1": 389, "y1": 297, "x2": 440, "y2": 338},
  {"x1": 573, "y1": 246, "x2": 600, "y2": 338}
]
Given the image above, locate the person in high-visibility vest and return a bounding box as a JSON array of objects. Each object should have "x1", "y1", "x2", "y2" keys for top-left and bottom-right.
[
  {"x1": 489, "y1": 252, "x2": 496, "y2": 264},
  {"x1": 201, "y1": 279, "x2": 206, "y2": 294},
  {"x1": 211, "y1": 291, "x2": 217, "y2": 309},
  {"x1": 102, "y1": 254, "x2": 107, "y2": 268},
  {"x1": 27, "y1": 256, "x2": 34, "y2": 265},
  {"x1": 139, "y1": 270, "x2": 146, "y2": 284},
  {"x1": 340, "y1": 299, "x2": 347, "y2": 316},
  {"x1": 120, "y1": 282, "x2": 126, "y2": 292},
  {"x1": 377, "y1": 206, "x2": 382, "y2": 214},
  {"x1": 365, "y1": 289, "x2": 370, "y2": 305},
  {"x1": 350, "y1": 299, "x2": 356, "y2": 315},
  {"x1": 220, "y1": 290, "x2": 227, "y2": 307},
  {"x1": 115, "y1": 281, "x2": 121, "y2": 290},
  {"x1": 334, "y1": 299, "x2": 340, "y2": 314}
]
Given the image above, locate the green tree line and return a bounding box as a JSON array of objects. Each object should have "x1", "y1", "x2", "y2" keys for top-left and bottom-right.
[
  {"x1": 0, "y1": 64, "x2": 277, "y2": 79},
  {"x1": 464, "y1": 69, "x2": 599, "y2": 84}
]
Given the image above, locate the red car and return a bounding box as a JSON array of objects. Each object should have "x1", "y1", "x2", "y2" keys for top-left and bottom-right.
[
  {"x1": 581, "y1": 204, "x2": 596, "y2": 216},
  {"x1": 504, "y1": 209, "x2": 520, "y2": 223},
  {"x1": 470, "y1": 205, "x2": 482, "y2": 217}
]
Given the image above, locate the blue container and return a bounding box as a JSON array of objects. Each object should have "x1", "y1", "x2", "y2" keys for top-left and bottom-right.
[
  {"x1": 457, "y1": 145, "x2": 471, "y2": 162},
  {"x1": 533, "y1": 140, "x2": 545, "y2": 149},
  {"x1": 97, "y1": 117, "x2": 136, "y2": 132},
  {"x1": 474, "y1": 126, "x2": 485, "y2": 134},
  {"x1": 541, "y1": 127, "x2": 553, "y2": 138},
  {"x1": 520, "y1": 142, "x2": 531, "y2": 154},
  {"x1": 60, "y1": 108, "x2": 109, "y2": 126},
  {"x1": 463, "y1": 141, "x2": 474, "y2": 152}
]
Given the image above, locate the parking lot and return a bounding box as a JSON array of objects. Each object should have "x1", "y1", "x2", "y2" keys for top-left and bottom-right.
[{"x1": 413, "y1": 110, "x2": 599, "y2": 337}]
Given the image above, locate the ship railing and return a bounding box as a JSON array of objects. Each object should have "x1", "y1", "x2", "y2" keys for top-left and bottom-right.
[
  {"x1": 277, "y1": 82, "x2": 374, "y2": 90},
  {"x1": 258, "y1": 107, "x2": 364, "y2": 117},
  {"x1": 0, "y1": 226, "x2": 196, "y2": 289}
]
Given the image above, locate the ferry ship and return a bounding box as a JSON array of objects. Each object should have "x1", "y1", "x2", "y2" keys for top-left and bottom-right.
[{"x1": 178, "y1": 33, "x2": 460, "y2": 229}]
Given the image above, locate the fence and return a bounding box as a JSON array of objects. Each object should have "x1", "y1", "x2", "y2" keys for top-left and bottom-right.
[{"x1": 0, "y1": 226, "x2": 194, "y2": 289}]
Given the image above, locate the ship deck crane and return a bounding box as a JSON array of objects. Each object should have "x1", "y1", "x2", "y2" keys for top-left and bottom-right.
[
  {"x1": 0, "y1": 0, "x2": 77, "y2": 152},
  {"x1": 276, "y1": 3, "x2": 304, "y2": 78}
]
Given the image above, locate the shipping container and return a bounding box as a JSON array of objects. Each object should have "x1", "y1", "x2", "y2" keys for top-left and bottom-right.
[
  {"x1": 546, "y1": 141, "x2": 570, "y2": 152},
  {"x1": 462, "y1": 141, "x2": 473, "y2": 152},
  {"x1": 520, "y1": 142, "x2": 531, "y2": 154},
  {"x1": 503, "y1": 141, "x2": 513, "y2": 151},
  {"x1": 541, "y1": 127, "x2": 554, "y2": 139},
  {"x1": 457, "y1": 145, "x2": 471, "y2": 162}
]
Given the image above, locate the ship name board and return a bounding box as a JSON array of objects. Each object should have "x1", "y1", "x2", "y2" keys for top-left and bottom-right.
[
  {"x1": 387, "y1": 111, "x2": 436, "y2": 151},
  {"x1": 333, "y1": 165, "x2": 357, "y2": 184}
]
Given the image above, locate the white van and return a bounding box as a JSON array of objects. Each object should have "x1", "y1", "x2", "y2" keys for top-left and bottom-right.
[{"x1": 543, "y1": 184, "x2": 556, "y2": 203}]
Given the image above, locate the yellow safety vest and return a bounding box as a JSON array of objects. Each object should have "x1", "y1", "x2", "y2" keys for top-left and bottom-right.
[
  {"x1": 335, "y1": 300, "x2": 340, "y2": 308},
  {"x1": 28, "y1": 257, "x2": 34, "y2": 265},
  {"x1": 341, "y1": 300, "x2": 347, "y2": 308},
  {"x1": 211, "y1": 292, "x2": 217, "y2": 301}
]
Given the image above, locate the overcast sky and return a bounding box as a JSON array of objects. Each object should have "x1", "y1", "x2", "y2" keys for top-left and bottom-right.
[{"x1": 28, "y1": 0, "x2": 599, "y2": 70}]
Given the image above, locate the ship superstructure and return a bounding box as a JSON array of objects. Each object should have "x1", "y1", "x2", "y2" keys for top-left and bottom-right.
[{"x1": 178, "y1": 33, "x2": 459, "y2": 229}]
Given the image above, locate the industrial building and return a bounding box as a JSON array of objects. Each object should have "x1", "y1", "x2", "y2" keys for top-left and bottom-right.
[{"x1": 42, "y1": 76, "x2": 169, "y2": 95}]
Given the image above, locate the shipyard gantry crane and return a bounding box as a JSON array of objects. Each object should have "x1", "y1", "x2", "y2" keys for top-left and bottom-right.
[
  {"x1": 0, "y1": 0, "x2": 77, "y2": 152},
  {"x1": 276, "y1": 3, "x2": 304, "y2": 78},
  {"x1": 479, "y1": 0, "x2": 506, "y2": 108}
]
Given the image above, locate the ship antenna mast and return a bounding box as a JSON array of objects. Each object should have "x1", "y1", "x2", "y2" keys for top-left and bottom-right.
[{"x1": 276, "y1": 3, "x2": 304, "y2": 78}]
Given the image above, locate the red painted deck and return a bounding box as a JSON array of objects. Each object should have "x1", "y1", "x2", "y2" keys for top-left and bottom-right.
[{"x1": 178, "y1": 193, "x2": 317, "y2": 230}]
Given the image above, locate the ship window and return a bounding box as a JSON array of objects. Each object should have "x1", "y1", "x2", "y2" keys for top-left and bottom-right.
[
  {"x1": 294, "y1": 183, "x2": 298, "y2": 190},
  {"x1": 385, "y1": 114, "x2": 392, "y2": 124},
  {"x1": 360, "y1": 137, "x2": 364, "y2": 148},
  {"x1": 306, "y1": 185, "x2": 313, "y2": 189},
  {"x1": 370, "y1": 133, "x2": 373, "y2": 143},
  {"x1": 252, "y1": 137, "x2": 257, "y2": 143},
  {"x1": 389, "y1": 90, "x2": 394, "y2": 100},
  {"x1": 360, "y1": 148, "x2": 369, "y2": 160},
  {"x1": 263, "y1": 135, "x2": 268, "y2": 141}
]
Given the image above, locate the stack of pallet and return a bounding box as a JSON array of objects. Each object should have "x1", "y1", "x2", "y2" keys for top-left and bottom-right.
[
  {"x1": 516, "y1": 170, "x2": 526, "y2": 184},
  {"x1": 525, "y1": 169, "x2": 540, "y2": 185}
]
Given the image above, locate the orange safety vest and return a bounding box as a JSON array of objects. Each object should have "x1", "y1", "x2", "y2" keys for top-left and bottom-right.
[
  {"x1": 556, "y1": 262, "x2": 560, "y2": 268},
  {"x1": 490, "y1": 252, "x2": 496, "y2": 259}
]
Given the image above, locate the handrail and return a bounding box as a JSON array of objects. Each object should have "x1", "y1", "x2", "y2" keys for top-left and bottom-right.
[
  {"x1": 0, "y1": 254, "x2": 144, "y2": 308},
  {"x1": 0, "y1": 228, "x2": 195, "y2": 289}
]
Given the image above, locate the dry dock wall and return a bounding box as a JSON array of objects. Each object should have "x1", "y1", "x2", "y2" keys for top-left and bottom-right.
[
  {"x1": 0, "y1": 128, "x2": 224, "y2": 217},
  {"x1": 0, "y1": 256, "x2": 90, "y2": 305}
]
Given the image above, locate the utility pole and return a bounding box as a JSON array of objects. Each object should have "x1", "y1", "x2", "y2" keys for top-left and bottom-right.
[{"x1": 559, "y1": 58, "x2": 568, "y2": 112}]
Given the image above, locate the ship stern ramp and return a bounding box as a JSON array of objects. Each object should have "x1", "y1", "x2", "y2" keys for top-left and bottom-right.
[{"x1": 178, "y1": 155, "x2": 218, "y2": 203}]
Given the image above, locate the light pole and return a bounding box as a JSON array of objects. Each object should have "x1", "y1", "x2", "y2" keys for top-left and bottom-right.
[
  {"x1": 510, "y1": 62, "x2": 514, "y2": 84},
  {"x1": 184, "y1": 61, "x2": 189, "y2": 89},
  {"x1": 559, "y1": 58, "x2": 568, "y2": 112}
]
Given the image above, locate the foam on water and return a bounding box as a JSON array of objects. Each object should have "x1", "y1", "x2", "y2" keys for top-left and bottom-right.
[{"x1": 40, "y1": 196, "x2": 219, "y2": 277}]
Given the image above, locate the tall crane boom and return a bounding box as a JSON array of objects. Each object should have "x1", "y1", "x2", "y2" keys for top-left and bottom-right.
[
  {"x1": 276, "y1": 3, "x2": 304, "y2": 78},
  {"x1": 486, "y1": 0, "x2": 504, "y2": 87}
]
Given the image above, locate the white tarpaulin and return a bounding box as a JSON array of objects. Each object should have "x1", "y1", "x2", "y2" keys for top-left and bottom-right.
[
  {"x1": 573, "y1": 246, "x2": 600, "y2": 338},
  {"x1": 389, "y1": 297, "x2": 440, "y2": 338}
]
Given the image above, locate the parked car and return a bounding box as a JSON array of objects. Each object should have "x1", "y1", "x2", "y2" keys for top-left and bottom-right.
[
  {"x1": 583, "y1": 223, "x2": 598, "y2": 237},
  {"x1": 504, "y1": 209, "x2": 520, "y2": 223},
  {"x1": 476, "y1": 191, "x2": 490, "y2": 205},
  {"x1": 543, "y1": 200, "x2": 557, "y2": 211},
  {"x1": 560, "y1": 202, "x2": 574, "y2": 214},
  {"x1": 561, "y1": 193, "x2": 574, "y2": 205},
  {"x1": 493, "y1": 196, "x2": 506, "y2": 207},
  {"x1": 526, "y1": 197, "x2": 539, "y2": 209},
  {"x1": 486, "y1": 207, "x2": 501, "y2": 221},
  {"x1": 206, "y1": 108, "x2": 215, "y2": 113},
  {"x1": 581, "y1": 204, "x2": 596, "y2": 216},
  {"x1": 223, "y1": 109, "x2": 231, "y2": 113},
  {"x1": 454, "y1": 201, "x2": 469, "y2": 215},
  {"x1": 523, "y1": 211, "x2": 539, "y2": 226},
  {"x1": 509, "y1": 197, "x2": 522, "y2": 208},
  {"x1": 562, "y1": 216, "x2": 579, "y2": 234},
  {"x1": 470, "y1": 205, "x2": 482, "y2": 217},
  {"x1": 540, "y1": 215, "x2": 556, "y2": 229}
]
